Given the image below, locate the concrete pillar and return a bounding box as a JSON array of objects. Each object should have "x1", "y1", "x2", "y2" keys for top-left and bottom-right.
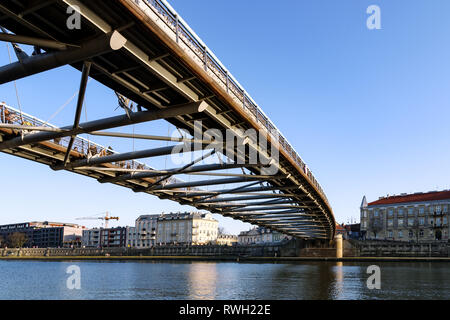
[{"x1": 335, "y1": 234, "x2": 343, "y2": 258}]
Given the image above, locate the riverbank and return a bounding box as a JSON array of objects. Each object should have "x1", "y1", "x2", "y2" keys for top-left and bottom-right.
[{"x1": 1, "y1": 255, "x2": 450, "y2": 263}]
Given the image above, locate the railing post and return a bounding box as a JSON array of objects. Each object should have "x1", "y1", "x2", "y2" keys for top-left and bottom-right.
[
  {"x1": 175, "y1": 14, "x2": 179, "y2": 43},
  {"x1": 203, "y1": 45, "x2": 207, "y2": 71},
  {"x1": 225, "y1": 70, "x2": 229, "y2": 93}
]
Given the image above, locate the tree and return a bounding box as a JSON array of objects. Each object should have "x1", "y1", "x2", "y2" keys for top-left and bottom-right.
[
  {"x1": 0, "y1": 235, "x2": 4, "y2": 248},
  {"x1": 369, "y1": 218, "x2": 383, "y2": 239},
  {"x1": 218, "y1": 227, "x2": 227, "y2": 236},
  {"x1": 412, "y1": 219, "x2": 421, "y2": 243},
  {"x1": 8, "y1": 232, "x2": 28, "y2": 248}
]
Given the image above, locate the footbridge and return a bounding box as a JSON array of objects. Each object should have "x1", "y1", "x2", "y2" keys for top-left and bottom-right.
[{"x1": 0, "y1": 0, "x2": 335, "y2": 239}]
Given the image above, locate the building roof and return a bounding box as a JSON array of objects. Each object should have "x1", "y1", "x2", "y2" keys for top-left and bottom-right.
[
  {"x1": 239, "y1": 227, "x2": 280, "y2": 236},
  {"x1": 368, "y1": 190, "x2": 450, "y2": 206}
]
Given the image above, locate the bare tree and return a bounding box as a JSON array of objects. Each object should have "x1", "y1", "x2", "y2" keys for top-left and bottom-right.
[
  {"x1": 8, "y1": 232, "x2": 28, "y2": 248},
  {"x1": 412, "y1": 219, "x2": 421, "y2": 243},
  {"x1": 370, "y1": 218, "x2": 383, "y2": 239},
  {"x1": 218, "y1": 227, "x2": 227, "y2": 236}
]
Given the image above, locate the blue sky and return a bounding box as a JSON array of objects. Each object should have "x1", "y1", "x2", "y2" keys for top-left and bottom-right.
[{"x1": 1, "y1": 0, "x2": 450, "y2": 234}]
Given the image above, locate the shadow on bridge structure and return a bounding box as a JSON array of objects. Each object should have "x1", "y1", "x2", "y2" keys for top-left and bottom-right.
[{"x1": 0, "y1": 0, "x2": 335, "y2": 239}]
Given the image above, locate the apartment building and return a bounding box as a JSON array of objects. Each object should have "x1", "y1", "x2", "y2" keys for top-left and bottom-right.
[
  {"x1": 133, "y1": 215, "x2": 159, "y2": 248},
  {"x1": 360, "y1": 190, "x2": 450, "y2": 241},
  {"x1": 82, "y1": 226, "x2": 129, "y2": 248},
  {"x1": 156, "y1": 212, "x2": 218, "y2": 245}
]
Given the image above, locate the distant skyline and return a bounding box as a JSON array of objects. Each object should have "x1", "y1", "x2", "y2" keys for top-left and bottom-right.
[{"x1": 1, "y1": 0, "x2": 450, "y2": 233}]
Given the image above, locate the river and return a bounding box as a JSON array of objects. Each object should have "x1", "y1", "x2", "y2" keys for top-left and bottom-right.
[{"x1": 0, "y1": 260, "x2": 448, "y2": 299}]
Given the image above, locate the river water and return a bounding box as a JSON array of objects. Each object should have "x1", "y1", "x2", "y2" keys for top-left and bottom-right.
[{"x1": 0, "y1": 260, "x2": 448, "y2": 300}]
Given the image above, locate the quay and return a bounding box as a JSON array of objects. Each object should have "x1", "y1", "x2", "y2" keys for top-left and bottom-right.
[{"x1": 1, "y1": 239, "x2": 449, "y2": 262}]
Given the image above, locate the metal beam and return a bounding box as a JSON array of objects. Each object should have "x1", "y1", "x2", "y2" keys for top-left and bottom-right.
[
  {"x1": 63, "y1": 61, "x2": 92, "y2": 165},
  {"x1": 52, "y1": 142, "x2": 214, "y2": 171},
  {"x1": 195, "y1": 181, "x2": 263, "y2": 202},
  {"x1": 167, "y1": 186, "x2": 297, "y2": 198},
  {"x1": 0, "y1": 124, "x2": 65, "y2": 132},
  {"x1": 197, "y1": 194, "x2": 296, "y2": 203},
  {"x1": 98, "y1": 162, "x2": 257, "y2": 184},
  {"x1": 225, "y1": 209, "x2": 306, "y2": 216},
  {"x1": 0, "y1": 3, "x2": 56, "y2": 39},
  {"x1": 0, "y1": 101, "x2": 208, "y2": 151},
  {"x1": 145, "y1": 149, "x2": 216, "y2": 190},
  {"x1": 0, "y1": 31, "x2": 126, "y2": 84},
  {"x1": 137, "y1": 176, "x2": 276, "y2": 193},
  {"x1": 208, "y1": 199, "x2": 298, "y2": 208},
  {"x1": 246, "y1": 214, "x2": 320, "y2": 220},
  {"x1": 223, "y1": 205, "x2": 307, "y2": 213},
  {"x1": 0, "y1": 32, "x2": 76, "y2": 50},
  {"x1": 18, "y1": 0, "x2": 59, "y2": 17},
  {"x1": 89, "y1": 131, "x2": 211, "y2": 144}
]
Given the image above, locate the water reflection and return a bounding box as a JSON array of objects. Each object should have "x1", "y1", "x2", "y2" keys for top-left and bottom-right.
[
  {"x1": 187, "y1": 263, "x2": 218, "y2": 299},
  {"x1": 331, "y1": 262, "x2": 344, "y2": 299},
  {"x1": 0, "y1": 260, "x2": 449, "y2": 300}
]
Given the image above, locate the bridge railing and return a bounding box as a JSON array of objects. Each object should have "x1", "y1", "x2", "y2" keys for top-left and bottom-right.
[
  {"x1": 140, "y1": 0, "x2": 329, "y2": 206},
  {"x1": 0, "y1": 103, "x2": 186, "y2": 186}
]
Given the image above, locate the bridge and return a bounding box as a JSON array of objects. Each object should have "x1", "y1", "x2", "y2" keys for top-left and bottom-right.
[{"x1": 0, "y1": 0, "x2": 335, "y2": 239}]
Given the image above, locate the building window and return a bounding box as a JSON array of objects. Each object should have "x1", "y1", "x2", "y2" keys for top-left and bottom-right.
[
  {"x1": 388, "y1": 219, "x2": 393, "y2": 227},
  {"x1": 408, "y1": 218, "x2": 414, "y2": 226},
  {"x1": 444, "y1": 217, "x2": 448, "y2": 225},
  {"x1": 436, "y1": 206, "x2": 442, "y2": 214},
  {"x1": 388, "y1": 231, "x2": 393, "y2": 238},
  {"x1": 419, "y1": 230, "x2": 424, "y2": 238},
  {"x1": 443, "y1": 205, "x2": 448, "y2": 213},
  {"x1": 388, "y1": 209, "x2": 393, "y2": 217},
  {"x1": 398, "y1": 218, "x2": 404, "y2": 226},
  {"x1": 419, "y1": 217, "x2": 425, "y2": 225},
  {"x1": 408, "y1": 208, "x2": 414, "y2": 215},
  {"x1": 419, "y1": 207, "x2": 425, "y2": 215},
  {"x1": 398, "y1": 209, "x2": 404, "y2": 217},
  {"x1": 429, "y1": 206, "x2": 434, "y2": 214},
  {"x1": 374, "y1": 210, "x2": 379, "y2": 217},
  {"x1": 398, "y1": 231, "x2": 403, "y2": 238},
  {"x1": 408, "y1": 230, "x2": 413, "y2": 238}
]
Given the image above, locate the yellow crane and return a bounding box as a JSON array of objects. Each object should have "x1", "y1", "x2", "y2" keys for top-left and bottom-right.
[{"x1": 76, "y1": 211, "x2": 119, "y2": 229}]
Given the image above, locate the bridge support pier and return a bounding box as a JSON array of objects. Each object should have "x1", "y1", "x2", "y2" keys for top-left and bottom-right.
[{"x1": 335, "y1": 234, "x2": 343, "y2": 258}]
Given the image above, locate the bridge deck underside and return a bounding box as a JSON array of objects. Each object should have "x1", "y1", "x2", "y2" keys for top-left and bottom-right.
[{"x1": 0, "y1": 0, "x2": 335, "y2": 239}]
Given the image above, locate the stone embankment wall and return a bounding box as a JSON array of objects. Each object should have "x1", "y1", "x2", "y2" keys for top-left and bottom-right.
[
  {"x1": 3, "y1": 240, "x2": 446, "y2": 258},
  {"x1": 352, "y1": 240, "x2": 450, "y2": 257},
  {"x1": 0, "y1": 243, "x2": 284, "y2": 258}
]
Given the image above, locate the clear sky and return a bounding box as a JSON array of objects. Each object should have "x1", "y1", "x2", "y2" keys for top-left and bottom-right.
[{"x1": 1, "y1": 0, "x2": 449, "y2": 234}]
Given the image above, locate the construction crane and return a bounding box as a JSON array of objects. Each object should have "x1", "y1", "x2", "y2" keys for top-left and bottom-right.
[{"x1": 76, "y1": 211, "x2": 119, "y2": 229}]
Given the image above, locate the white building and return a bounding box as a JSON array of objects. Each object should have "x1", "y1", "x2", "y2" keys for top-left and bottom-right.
[
  {"x1": 156, "y1": 212, "x2": 218, "y2": 245},
  {"x1": 133, "y1": 215, "x2": 159, "y2": 248}
]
